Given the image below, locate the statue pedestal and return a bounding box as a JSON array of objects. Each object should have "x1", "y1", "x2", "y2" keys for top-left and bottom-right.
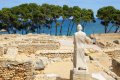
[{"x1": 70, "y1": 68, "x2": 92, "y2": 80}]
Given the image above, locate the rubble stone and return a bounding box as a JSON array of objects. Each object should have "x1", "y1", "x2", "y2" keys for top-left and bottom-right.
[
  {"x1": 113, "y1": 40, "x2": 119, "y2": 44},
  {"x1": 0, "y1": 60, "x2": 33, "y2": 80}
]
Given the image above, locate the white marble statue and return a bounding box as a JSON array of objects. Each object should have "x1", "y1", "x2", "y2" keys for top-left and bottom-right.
[{"x1": 73, "y1": 24, "x2": 91, "y2": 70}]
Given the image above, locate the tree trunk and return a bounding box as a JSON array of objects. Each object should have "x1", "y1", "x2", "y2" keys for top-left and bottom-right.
[
  {"x1": 22, "y1": 29, "x2": 24, "y2": 34},
  {"x1": 6, "y1": 28, "x2": 10, "y2": 34},
  {"x1": 7, "y1": 29, "x2": 10, "y2": 34},
  {"x1": 42, "y1": 25, "x2": 45, "y2": 33},
  {"x1": 69, "y1": 22, "x2": 75, "y2": 36},
  {"x1": 11, "y1": 26, "x2": 17, "y2": 34},
  {"x1": 37, "y1": 26, "x2": 39, "y2": 34},
  {"x1": 13, "y1": 29, "x2": 17, "y2": 34},
  {"x1": 26, "y1": 29, "x2": 28, "y2": 34},
  {"x1": 50, "y1": 24, "x2": 52, "y2": 35},
  {"x1": 114, "y1": 26, "x2": 120, "y2": 33},
  {"x1": 67, "y1": 20, "x2": 72, "y2": 36},
  {"x1": 11, "y1": 26, "x2": 14, "y2": 34},
  {"x1": 38, "y1": 25, "x2": 41, "y2": 34},
  {"x1": 81, "y1": 22, "x2": 87, "y2": 32},
  {"x1": 107, "y1": 25, "x2": 114, "y2": 33},
  {"x1": 105, "y1": 26, "x2": 108, "y2": 33},
  {"x1": 50, "y1": 30, "x2": 51, "y2": 35},
  {"x1": 76, "y1": 24, "x2": 78, "y2": 32},
  {"x1": 42, "y1": 29, "x2": 44, "y2": 33},
  {"x1": 25, "y1": 27, "x2": 28, "y2": 34},
  {"x1": 55, "y1": 20, "x2": 58, "y2": 36},
  {"x1": 60, "y1": 19, "x2": 65, "y2": 35},
  {"x1": 55, "y1": 25, "x2": 57, "y2": 36}
]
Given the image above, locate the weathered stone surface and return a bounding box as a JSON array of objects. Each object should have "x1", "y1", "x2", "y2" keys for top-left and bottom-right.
[
  {"x1": 33, "y1": 59, "x2": 45, "y2": 70},
  {"x1": 50, "y1": 57, "x2": 62, "y2": 62},
  {"x1": 98, "y1": 42, "x2": 105, "y2": 48},
  {"x1": 44, "y1": 74, "x2": 60, "y2": 80},
  {"x1": 92, "y1": 73, "x2": 106, "y2": 80},
  {"x1": 39, "y1": 57, "x2": 49, "y2": 66},
  {"x1": 0, "y1": 60, "x2": 33, "y2": 80},
  {"x1": 3, "y1": 54, "x2": 46, "y2": 70},
  {"x1": 6, "y1": 47, "x2": 18, "y2": 55},
  {"x1": 70, "y1": 69, "x2": 92, "y2": 80},
  {"x1": 0, "y1": 34, "x2": 73, "y2": 59},
  {"x1": 0, "y1": 47, "x2": 4, "y2": 56},
  {"x1": 106, "y1": 50, "x2": 120, "y2": 58},
  {"x1": 112, "y1": 58, "x2": 120, "y2": 77},
  {"x1": 16, "y1": 38, "x2": 60, "y2": 54},
  {"x1": 113, "y1": 40, "x2": 120, "y2": 44}
]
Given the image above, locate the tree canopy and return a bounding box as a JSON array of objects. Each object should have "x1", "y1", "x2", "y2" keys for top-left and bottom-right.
[
  {"x1": 97, "y1": 6, "x2": 120, "y2": 33},
  {"x1": 0, "y1": 3, "x2": 119, "y2": 35},
  {"x1": 0, "y1": 3, "x2": 95, "y2": 35}
]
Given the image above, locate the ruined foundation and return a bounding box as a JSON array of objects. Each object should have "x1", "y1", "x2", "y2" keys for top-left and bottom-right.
[
  {"x1": 112, "y1": 58, "x2": 120, "y2": 77},
  {"x1": 0, "y1": 60, "x2": 33, "y2": 80}
]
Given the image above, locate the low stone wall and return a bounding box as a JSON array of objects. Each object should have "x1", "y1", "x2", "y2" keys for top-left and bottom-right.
[
  {"x1": 106, "y1": 50, "x2": 120, "y2": 58},
  {"x1": 18, "y1": 44, "x2": 60, "y2": 54},
  {"x1": 40, "y1": 53, "x2": 72, "y2": 58},
  {"x1": 0, "y1": 60, "x2": 33, "y2": 80},
  {"x1": 112, "y1": 58, "x2": 120, "y2": 77}
]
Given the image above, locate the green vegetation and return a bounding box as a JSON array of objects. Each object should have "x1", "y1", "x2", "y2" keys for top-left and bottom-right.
[
  {"x1": 0, "y1": 3, "x2": 95, "y2": 35},
  {"x1": 97, "y1": 6, "x2": 120, "y2": 33},
  {"x1": 0, "y1": 3, "x2": 119, "y2": 35}
]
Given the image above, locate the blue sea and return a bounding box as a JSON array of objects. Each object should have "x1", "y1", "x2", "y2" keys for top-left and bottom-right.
[
  {"x1": 0, "y1": 19, "x2": 119, "y2": 35},
  {"x1": 41, "y1": 19, "x2": 119, "y2": 35}
]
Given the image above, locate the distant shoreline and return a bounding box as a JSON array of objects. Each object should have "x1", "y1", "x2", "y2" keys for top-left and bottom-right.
[{"x1": 0, "y1": 32, "x2": 119, "y2": 37}]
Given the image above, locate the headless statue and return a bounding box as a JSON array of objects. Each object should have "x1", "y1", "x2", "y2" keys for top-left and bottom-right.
[{"x1": 73, "y1": 24, "x2": 91, "y2": 70}]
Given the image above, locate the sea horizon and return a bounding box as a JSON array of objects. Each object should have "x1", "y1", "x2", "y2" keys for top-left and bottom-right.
[{"x1": 0, "y1": 18, "x2": 119, "y2": 36}]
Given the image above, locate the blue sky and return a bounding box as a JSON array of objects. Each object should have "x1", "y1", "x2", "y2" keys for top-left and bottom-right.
[{"x1": 0, "y1": 0, "x2": 120, "y2": 16}]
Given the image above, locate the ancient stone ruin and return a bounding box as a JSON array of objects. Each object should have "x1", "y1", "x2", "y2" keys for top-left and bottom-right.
[
  {"x1": 0, "y1": 34, "x2": 73, "y2": 80},
  {"x1": 0, "y1": 60, "x2": 33, "y2": 80},
  {"x1": 0, "y1": 33, "x2": 119, "y2": 80},
  {"x1": 112, "y1": 58, "x2": 120, "y2": 77}
]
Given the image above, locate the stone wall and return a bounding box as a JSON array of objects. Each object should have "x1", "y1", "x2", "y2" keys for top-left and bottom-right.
[
  {"x1": 17, "y1": 39, "x2": 60, "y2": 54},
  {"x1": 106, "y1": 50, "x2": 120, "y2": 58},
  {"x1": 18, "y1": 43, "x2": 60, "y2": 54},
  {"x1": 40, "y1": 53, "x2": 72, "y2": 58},
  {"x1": 112, "y1": 59, "x2": 120, "y2": 77},
  {"x1": 0, "y1": 60, "x2": 33, "y2": 80}
]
